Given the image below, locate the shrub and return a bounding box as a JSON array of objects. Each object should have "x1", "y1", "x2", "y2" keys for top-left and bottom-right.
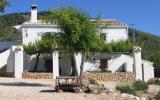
[
  {"x1": 89, "y1": 79, "x2": 98, "y2": 85},
  {"x1": 111, "y1": 40, "x2": 133, "y2": 53},
  {"x1": 82, "y1": 85, "x2": 90, "y2": 93},
  {"x1": 154, "y1": 68, "x2": 160, "y2": 77},
  {"x1": 155, "y1": 79, "x2": 160, "y2": 85},
  {"x1": 100, "y1": 68, "x2": 111, "y2": 73},
  {"x1": 96, "y1": 84, "x2": 106, "y2": 94},
  {"x1": 132, "y1": 80, "x2": 148, "y2": 91},
  {"x1": 116, "y1": 85, "x2": 136, "y2": 95},
  {"x1": 82, "y1": 80, "x2": 107, "y2": 94}
]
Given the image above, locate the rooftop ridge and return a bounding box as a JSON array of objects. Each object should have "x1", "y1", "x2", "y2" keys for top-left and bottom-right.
[{"x1": 22, "y1": 19, "x2": 128, "y2": 27}]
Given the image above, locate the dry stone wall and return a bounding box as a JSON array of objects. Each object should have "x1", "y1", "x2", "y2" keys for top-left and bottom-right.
[
  {"x1": 22, "y1": 72, "x2": 53, "y2": 79},
  {"x1": 83, "y1": 72, "x2": 136, "y2": 82},
  {"x1": 0, "y1": 72, "x2": 14, "y2": 77}
]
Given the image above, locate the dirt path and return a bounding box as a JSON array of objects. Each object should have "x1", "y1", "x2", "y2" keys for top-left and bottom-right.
[{"x1": 0, "y1": 77, "x2": 129, "y2": 100}]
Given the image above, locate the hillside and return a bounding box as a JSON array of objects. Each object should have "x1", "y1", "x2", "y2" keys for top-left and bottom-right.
[
  {"x1": 0, "y1": 13, "x2": 28, "y2": 41},
  {"x1": 0, "y1": 11, "x2": 49, "y2": 41},
  {"x1": 0, "y1": 12, "x2": 160, "y2": 68}
]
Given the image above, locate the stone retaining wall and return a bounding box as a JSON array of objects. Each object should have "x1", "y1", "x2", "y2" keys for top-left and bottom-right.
[
  {"x1": 22, "y1": 72, "x2": 53, "y2": 79},
  {"x1": 83, "y1": 72, "x2": 136, "y2": 82},
  {"x1": 0, "y1": 72, "x2": 14, "y2": 77}
]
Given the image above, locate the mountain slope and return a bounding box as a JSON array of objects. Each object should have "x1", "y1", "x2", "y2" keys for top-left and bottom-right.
[
  {"x1": 0, "y1": 11, "x2": 49, "y2": 41},
  {"x1": 129, "y1": 29, "x2": 160, "y2": 68}
]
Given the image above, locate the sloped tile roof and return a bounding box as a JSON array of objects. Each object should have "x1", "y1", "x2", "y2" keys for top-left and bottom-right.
[
  {"x1": 90, "y1": 19, "x2": 127, "y2": 27},
  {"x1": 22, "y1": 19, "x2": 128, "y2": 28}
]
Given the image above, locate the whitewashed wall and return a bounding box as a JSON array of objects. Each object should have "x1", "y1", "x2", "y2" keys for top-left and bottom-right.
[
  {"x1": 52, "y1": 51, "x2": 59, "y2": 79},
  {"x1": 108, "y1": 54, "x2": 127, "y2": 72},
  {"x1": 83, "y1": 54, "x2": 133, "y2": 73},
  {"x1": 81, "y1": 53, "x2": 154, "y2": 81},
  {"x1": 125, "y1": 56, "x2": 134, "y2": 72},
  {"x1": 142, "y1": 60, "x2": 154, "y2": 81},
  {"x1": 102, "y1": 27, "x2": 128, "y2": 43},
  {"x1": 74, "y1": 53, "x2": 82, "y2": 75},
  {"x1": 22, "y1": 25, "x2": 59, "y2": 45},
  {"x1": 83, "y1": 59, "x2": 100, "y2": 72},
  {"x1": 0, "y1": 49, "x2": 10, "y2": 69},
  {"x1": 21, "y1": 25, "x2": 128, "y2": 45},
  {"x1": 7, "y1": 47, "x2": 15, "y2": 73},
  {"x1": 14, "y1": 46, "x2": 23, "y2": 78},
  {"x1": 5, "y1": 46, "x2": 24, "y2": 78}
]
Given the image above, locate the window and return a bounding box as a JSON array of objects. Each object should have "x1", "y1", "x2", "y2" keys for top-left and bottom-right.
[
  {"x1": 24, "y1": 28, "x2": 28, "y2": 38},
  {"x1": 26, "y1": 32, "x2": 28, "y2": 37},
  {"x1": 100, "y1": 33, "x2": 106, "y2": 41}
]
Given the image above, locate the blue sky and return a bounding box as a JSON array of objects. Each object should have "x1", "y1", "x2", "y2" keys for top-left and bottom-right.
[{"x1": 2, "y1": 0, "x2": 160, "y2": 35}]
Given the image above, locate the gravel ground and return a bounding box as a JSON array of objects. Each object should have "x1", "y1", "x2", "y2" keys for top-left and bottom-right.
[{"x1": 0, "y1": 77, "x2": 129, "y2": 100}]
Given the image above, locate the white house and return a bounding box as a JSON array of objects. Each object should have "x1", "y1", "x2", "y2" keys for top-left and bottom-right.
[{"x1": 0, "y1": 5, "x2": 154, "y2": 81}]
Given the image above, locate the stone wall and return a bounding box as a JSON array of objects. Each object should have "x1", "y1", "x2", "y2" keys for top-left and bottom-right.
[
  {"x1": 83, "y1": 72, "x2": 136, "y2": 82},
  {"x1": 22, "y1": 72, "x2": 53, "y2": 79},
  {"x1": 0, "y1": 72, "x2": 14, "y2": 77}
]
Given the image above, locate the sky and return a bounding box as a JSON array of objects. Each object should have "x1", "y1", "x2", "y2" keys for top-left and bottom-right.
[{"x1": 2, "y1": 0, "x2": 160, "y2": 35}]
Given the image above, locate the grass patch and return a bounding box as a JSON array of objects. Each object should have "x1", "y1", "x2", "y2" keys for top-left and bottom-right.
[
  {"x1": 116, "y1": 85, "x2": 136, "y2": 95},
  {"x1": 116, "y1": 80, "x2": 149, "y2": 95},
  {"x1": 132, "y1": 80, "x2": 148, "y2": 91}
]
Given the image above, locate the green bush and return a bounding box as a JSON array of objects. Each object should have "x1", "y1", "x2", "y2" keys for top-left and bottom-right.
[
  {"x1": 82, "y1": 85, "x2": 90, "y2": 93},
  {"x1": 132, "y1": 80, "x2": 148, "y2": 91},
  {"x1": 116, "y1": 85, "x2": 136, "y2": 95},
  {"x1": 96, "y1": 84, "x2": 106, "y2": 94},
  {"x1": 89, "y1": 79, "x2": 98, "y2": 85},
  {"x1": 111, "y1": 40, "x2": 133, "y2": 53},
  {"x1": 155, "y1": 79, "x2": 160, "y2": 85},
  {"x1": 100, "y1": 68, "x2": 112, "y2": 73}
]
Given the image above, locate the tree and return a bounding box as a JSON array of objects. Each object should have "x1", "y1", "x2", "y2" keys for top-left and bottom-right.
[
  {"x1": 150, "y1": 54, "x2": 160, "y2": 68},
  {"x1": 110, "y1": 40, "x2": 133, "y2": 53},
  {"x1": 23, "y1": 34, "x2": 56, "y2": 71},
  {"x1": 100, "y1": 40, "x2": 133, "y2": 54},
  {"x1": 0, "y1": 0, "x2": 9, "y2": 12},
  {"x1": 150, "y1": 54, "x2": 160, "y2": 77},
  {"x1": 44, "y1": 7, "x2": 104, "y2": 78}
]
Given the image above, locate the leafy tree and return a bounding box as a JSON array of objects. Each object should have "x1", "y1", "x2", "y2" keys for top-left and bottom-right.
[
  {"x1": 23, "y1": 34, "x2": 56, "y2": 71},
  {"x1": 44, "y1": 7, "x2": 104, "y2": 77},
  {"x1": 111, "y1": 40, "x2": 133, "y2": 53},
  {"x1": 100, "y1": 40, "x2": 133, "y2": 54},
  {"x1": 150, "y1": 54, "x2": 160, "y2": 68},
  {"x1": 129, "y1": 28, "x2": 160, "y2": 70},
  {"x1": 0, "y1": 0, "x2": 9, "y2": 12}
]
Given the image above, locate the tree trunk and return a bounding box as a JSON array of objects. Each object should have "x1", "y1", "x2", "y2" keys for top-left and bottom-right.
[
  {"x1": 71, "y1": 54, "x2": 78, "y2": 76},
  {"x1": 33, "y1": 53, "x2": 40, "y2": 72},
  {"x1": 80, "y1": 51, "x2": 86, "y2": 85}
]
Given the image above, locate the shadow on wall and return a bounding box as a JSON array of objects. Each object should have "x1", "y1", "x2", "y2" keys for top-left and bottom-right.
[
  {"x1": 84, "y1": 58, "x2": 100, "y2": 71},
  {"x1": 115, "y1": 63, "x2": 126, "y2": 72},
  {"x1": 24, "y1": 53, "x2": 52, "y2": 72},
  {"x1": 0, "y1": 65, "x2": 7, "y2": 73}
]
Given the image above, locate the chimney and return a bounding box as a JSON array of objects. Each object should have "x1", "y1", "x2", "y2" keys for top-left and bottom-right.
[{"x1": 31, "y1": 5, "x2": 37, "y2": 23}]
